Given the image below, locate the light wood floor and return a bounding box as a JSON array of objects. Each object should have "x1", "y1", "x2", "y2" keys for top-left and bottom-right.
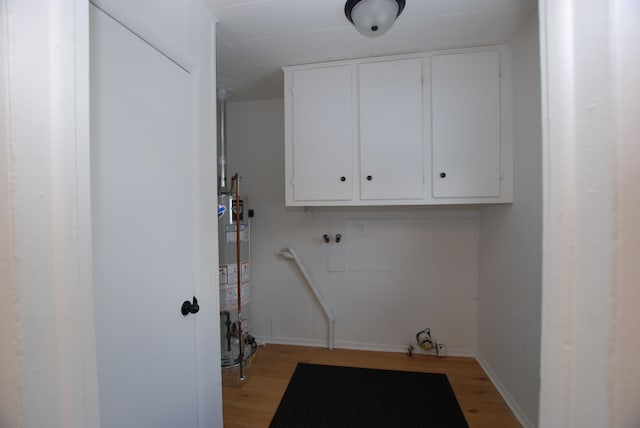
[{"x1": 222, "y1": 344, "x2": 520, "y2": 428}]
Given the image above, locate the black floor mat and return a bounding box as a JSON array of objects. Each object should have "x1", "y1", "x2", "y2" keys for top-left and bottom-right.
[{"x1": 269, "y1": 363, "x2": 469, "y2": 428}]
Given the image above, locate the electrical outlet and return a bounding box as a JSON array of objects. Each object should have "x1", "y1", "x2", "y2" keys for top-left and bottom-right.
[{"x1": 436, "y1": 339, "x2": 446, "y2": 357}]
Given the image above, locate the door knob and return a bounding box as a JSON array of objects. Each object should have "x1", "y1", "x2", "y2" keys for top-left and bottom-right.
[{"x1": 181, "y1": 296, "x2": 200, "y2": 316}]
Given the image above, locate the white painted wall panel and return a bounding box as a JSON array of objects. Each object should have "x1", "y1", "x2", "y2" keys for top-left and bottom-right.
[
  {"x1": 0, "y1": 2, "x2": 23, "y2": 424},
  {"x1": 347, "y1": 218, "x2": 477, "y2": 272},
  {"x1": 3, "y1": 1, "x2": 100, "y2": 427},
  {"x1": 226, "y1": 99, "x2": 478, "y2": 355},
  {"x1": 91, "y1": 0, "x2": 198, "y2": 69},
  {"x1": 611, "y1": 2, "x2": 640, "y2": 426},
  {"x1": 478, "y1": 15, "x2": 541, "y2": 428},
  {"x1": 328, "y1": 269, "x2": 477, "y2": 354}
]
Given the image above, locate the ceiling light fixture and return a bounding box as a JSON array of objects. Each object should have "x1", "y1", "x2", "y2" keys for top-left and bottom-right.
[{"x1": 344, "y1": 0, "x2": 406, "y2": 38}]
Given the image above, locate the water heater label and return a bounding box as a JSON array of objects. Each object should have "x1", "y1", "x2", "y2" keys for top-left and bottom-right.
[
  {"x1": 225, "y1": 224, "x2": 249, "y2": 243},
  {"x1": 219, "y1": 265, "x2": 228, "y2": 285},
  {"x1": 218, "y1": 262, "x2": 250, "y2": 286},
  {"x1": 220, "y1": 281, "x2": 250, "y2": 312}
]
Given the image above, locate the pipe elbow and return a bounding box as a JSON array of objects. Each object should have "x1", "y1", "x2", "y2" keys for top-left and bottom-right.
[
  {"x1": 285, "y1": 247, "x2": 299, "y2": 261},
  {"x1": 279, "y1": 248, "x2": 296, "y2": 260}
]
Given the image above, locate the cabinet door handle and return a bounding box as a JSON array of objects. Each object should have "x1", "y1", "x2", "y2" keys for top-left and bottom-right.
[
  {"x1": 340, "y1": 176, "x2": 346, "y2": 182},
  {"x1": 366, "y1": 175, "x2": 373, "y2": 181},
  {"x1": 439, "y1": 172, "x2": 446, "y2": 178}
]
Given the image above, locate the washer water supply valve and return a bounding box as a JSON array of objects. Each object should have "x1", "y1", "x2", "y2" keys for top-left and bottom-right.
[
  {"x1": 416, "y1": 328, "x2": 433, "y2": 351},
  {"x1": 412, "y1": 328, "x2": 447, "y2": 358}
]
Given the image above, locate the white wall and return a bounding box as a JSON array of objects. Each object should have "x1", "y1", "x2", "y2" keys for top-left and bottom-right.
[
  {"x1": 0, "y1": 1, "x2": 23, "y2": 425},
  {"x1": 477, "y1": 14, "x2": 542, "y2": 428},
  {"x1": 225, "y1": 99, "x2": 480, "y2": 355},
  {"x1": 2, "y1": 1, "x2": 100, "y2": 427},
  {"x1": 611, "y1": 2, "x2": 640, "y2": 426}
]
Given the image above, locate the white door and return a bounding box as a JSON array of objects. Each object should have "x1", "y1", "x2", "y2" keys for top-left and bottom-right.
[
  {"x1": 431, "y1": 51, "x2": 501, "y2": 198},
  {"x1": 359, "y1": 58, "x2": 423, "y2": 200},
  {"x1": 91, "y1": 7, "x2": 201, "y2": 427},
  {"x1": 291, "y1": 65, "x2": 354, "y2": 201}
]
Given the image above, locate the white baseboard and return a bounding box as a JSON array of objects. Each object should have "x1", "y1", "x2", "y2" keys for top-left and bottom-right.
[
  {"x1": 475, "y1": 352, "x2": 535, "y2": 428},
  {"x1": 254, "y1": 336, "x2": 475, "y2": 358},
  {"x1": 255, "y1": 336, "x2": 327, "y2": 348}
]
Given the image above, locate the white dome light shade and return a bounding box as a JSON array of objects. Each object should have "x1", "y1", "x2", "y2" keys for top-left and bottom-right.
[{"x1": 345, "y1": 0, "x2": 406, "y2": 38}]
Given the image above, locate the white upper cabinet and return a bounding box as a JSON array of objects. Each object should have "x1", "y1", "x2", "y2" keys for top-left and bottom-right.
[
  {"x1": 359, "y1": 58, "x2": 423, "y2": 200},
  {"x1": 283, "y1": 47, "x2": 513, "y2": 206},
  {"x1": 431, "y1": 51, "x2": 501, "y2": 198},
  {"x1": 287, "y1": 65, "x2": 354, "y2": 201}
]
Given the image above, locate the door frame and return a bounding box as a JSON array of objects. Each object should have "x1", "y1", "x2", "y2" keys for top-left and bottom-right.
[{"x1": 538, "y1": 0, "x2": 639, "y2": 426}]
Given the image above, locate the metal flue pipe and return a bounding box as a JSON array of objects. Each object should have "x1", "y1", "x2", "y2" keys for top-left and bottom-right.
[{"x1": 217, "y1": 88, "x2": 229, "y2": 192}]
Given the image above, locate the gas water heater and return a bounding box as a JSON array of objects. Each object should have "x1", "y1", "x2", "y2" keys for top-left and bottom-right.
[{"x1": 218, "y1": 191, "x2": 256, "y2": 369}]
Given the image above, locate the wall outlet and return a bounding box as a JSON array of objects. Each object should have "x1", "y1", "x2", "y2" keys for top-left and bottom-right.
[{"x1": 436, "y1": 339, "x2": 446, "y2": 357}]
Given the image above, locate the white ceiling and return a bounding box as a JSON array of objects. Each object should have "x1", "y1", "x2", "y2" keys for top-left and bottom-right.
[{"x1": 205, "y1": 0, "x2": 537, "y2": 101}]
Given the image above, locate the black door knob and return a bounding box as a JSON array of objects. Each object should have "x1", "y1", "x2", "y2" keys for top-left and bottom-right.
[
  {"x1": 340, "y1": 176, "x2": 346, "y2": 182},
  {"x1": 440, "y1": 172, "x2": 446, "y2": 178},
  {"x1": 181, "y1": 296, "x2": 200, "y2": 316},
  {"x1": 190, "y1": 297, "x2": 199, "y2": 314},
  {"x1": 366, "y1": 175, "x2": 372, "y2": 181}
]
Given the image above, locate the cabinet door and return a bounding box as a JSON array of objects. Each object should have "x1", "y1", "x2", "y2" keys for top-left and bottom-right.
[
  {"x1": 431, "y1": 51, "x2": 501, "y2": 198},
  {"x1": 359, "y1": 58, "x2": 423, "y2": 200},
  {"x1": 291, "y1": 66, "x2": 353, "y2": 201}
]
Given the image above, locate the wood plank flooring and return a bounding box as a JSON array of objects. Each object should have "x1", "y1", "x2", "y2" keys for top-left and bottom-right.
[{"x1": 222, "y1": 344, "x2": 521, "y2": 427}]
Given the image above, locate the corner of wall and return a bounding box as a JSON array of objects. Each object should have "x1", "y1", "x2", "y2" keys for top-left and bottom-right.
[{"x1": 477, "y1": 10, "x2": 542, "y2": 428}]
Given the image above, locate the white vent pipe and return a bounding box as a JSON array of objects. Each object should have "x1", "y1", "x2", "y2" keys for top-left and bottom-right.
[
  {"x1": 217, "y1": 88, "x2": 229, "y2": 191},
  {"x1": 279, "y1": 247, "x2": 335, "y2": 350}
]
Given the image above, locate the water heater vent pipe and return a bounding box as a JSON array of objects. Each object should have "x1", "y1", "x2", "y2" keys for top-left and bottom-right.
[
  {"x1": 279, "y1": 247, "x2": 335, "y2": 350},
  {"x1": 217, "y1": 88, "x2": 229, "y2": 192}
]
